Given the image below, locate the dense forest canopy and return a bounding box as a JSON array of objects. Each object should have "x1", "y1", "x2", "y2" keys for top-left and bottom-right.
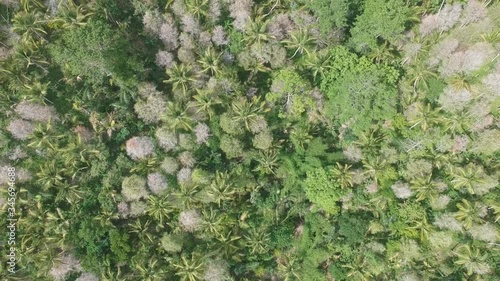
[{"x1": 0, "y1": 0, "x2": 499, "y2": 280}]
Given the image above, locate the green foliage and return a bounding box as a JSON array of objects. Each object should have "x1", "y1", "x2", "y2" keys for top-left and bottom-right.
[
  {"x1": 349, "y1": 0, "x2": 410, "y2": 53},
  {"x1": 2, "y1": 1, "x2": 499, "y2": 280},
  {"x1": 321, "y1": 47, "x2": 400, "y2": 135},
  {"x1": 304, "y1": 168, "x2": 345, "y2": 214},
  {"x1": 109, "y1": 229, "x2": 131, "y2": 262},
  {"x1": 49, "y1": 19, "x2": 141, "y2": 88},
  {"x1": 307, "y1": 0, "x2": 350, "y2": 34}
]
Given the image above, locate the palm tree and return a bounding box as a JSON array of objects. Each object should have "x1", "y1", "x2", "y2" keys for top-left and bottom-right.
[
  {"x1": 244, "y1": 15, "x2": 272, "y2": 48},
  {"x1": 27, "y1": 121, "x2": 64, "y2": 150},
  {"x1": 93, "y1": 210, "x2": 119, "y2": 228},
  {"x1": 406, "y1": 216, "x2": 432, "y2": 241},
  {"x1": 197, "y1": 47, "x2": 223, "y2": 76},
  {"x1": 134, "y1": 258, "x2": 166, "y2": 281},
  {"x1": 244, "y1": 227, "x2": 270, "y2": 255},
  {"x1": 329, "y1": 163, "x2": 354, "y2": 188},
  {"x1": 453, "y1": 244, "x2": 490, "y2": 276},
  {"x1": 50, "y1": 0, "x2": 94, "y2": 29},
  {"x1": 35, "y1": 160, "x2": 66, "y2": 190},
  {"x1": 161, "y1": 101, "x2": 194, "y2": 132},
  {"x1": 406, "y1": 62, "x2": 437, "y2": 91},
  {"x1": 362, "y1": 157, "x2": 388, "y2": 184},
  {"x1": 173, "y1": 184, "x2": 201, "y2": 209},
  {"x1": 368, "y1": 42, "x2": 398, "y2": 64},
  {"x1": 353, "y1": 127, "x2": 386, "y2": 156},
  {"x1": 171, "y1": 253, "x2": 205, "y2": 281},
  {"x1": 206, "y1": 171, "x2": 236, "y2": 207},
  {"x1": 201, "y1": 208, "x2": 228, "y2": 237},
  {"x1": 454, "y1": 199, "x2": 485, "y2": 230},
  {"x1": 449, "y1": 164, "x2": 485, "y2": 195},
  {"x1": 282, "y1": 29, "x2": 316, "y2": 58},
  {"x1": 276, "y1": 250, "x2": 302, "y2": 281},
  {"x1": 442, "y1": 111, "x2": 472, "y2": 135},
  {"x1": 342, "y1": 255, "x2": 373, "y2": 281},
  {"x1": 407, "y1": 103, "x2": 442, "y2": 131},
  {"x1": 44, "y1": 208, "x2": 71, "y2": 249},
  {"x1": 11, "y1": 11, "x2": 47, "y2": 46},
  {"x1": 128, "y1": 219, "x2": 153, "y2": 243},
  {"x1": 146, "y1": 195, "x2": 174, "y2": 225},
  {"x1": 188, "y1": 89, "x2": 222, "y2": 120},
  {"x1": 212, "y1": 230, "x2": 242, "y2": 260},
  {"x1": 185, "y1": 0, "x2": 209, "y2": 21},
  {"x1": 410, "y1": 174, "x2": 439, "y2": 202},
  {"x1": 252, "y1": 150, "x2": 279, "y2": 176},
  {"x1": 301, "y1": 49, "x2": 332, "y2": 82},
  {"x1": 231, "y1": 96, "x2": 267, "y2": 131},
  {"x1": 164, "y1": 64, "x2": 198, "y2": 95}
]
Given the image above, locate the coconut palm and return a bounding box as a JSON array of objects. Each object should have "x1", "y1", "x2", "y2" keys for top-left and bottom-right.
[
  {"x1": 454, "y1": 199, "x2": 485, "y2": 230},
  {"x1": 442, "y1": 111, "x2": 472, "y2": 135},
  {"x1": 173, "y1": 184, "x2": 201, "y2": 209},
  {"x1": 161, "y1": 101, "x2": 194, "y2": 132},
  {"x1": 206, "y1": 171, "x2": 236, "y2": 207},
  {"x1": 252, "y1": 150, "x2": 279, "y2": 176},
  {"x1": 188, "y1": 89, "x2": 222, "y2": 120},
  {"x1": 244, "y1": 15, "x2": 272, "y2": 48},
  {"x1": 231, "y1": 96, "x2": 268, "y2": 131},
  {"x1": 410, "y1": 174, "x2": 439, "y2": 202},
  {"x1": 50, "y1": 0, "x2": 94, "y2": 29},
  {"x1": 212, "y1": 230, "x2": 242, "y2": 260},
  {"x1": 362, "y1": 157, "x2": 388, "y2": 184},
  {"x1": 407, "y1": 103, "x2": 442, "y2": 131},
  {"x1": 282, "y1": 29, "x2": 316, "y2": 58},
  {"x1": 197, "y1": 47, "x2": 223, "y2": 76},
  {"x1": 172, "y1": 253, "x2": 205, "y2": 281},
  {"x1": 11, "y1": 11, "x2": 47, "y2": 46},
  {"x1": 244, "y1": 227, "x2": 270, "y2": 255},
  {"x1": 453, "y1": 245, "x2": 490, "y2": 276},
  {"x1": 449, "y1": 164, "x2": 485, "y2": 195},
  {"x1": 301, "y1": 49, "x2": 332, "y2": 82},
  {"x1": 128, "y1": 219, "x2": 153, "y2": 243},
  {"x1": 201, "y1": 208, "x2": 227, "y2": 237},
  {"x1": 164, "y1": 64, "x2": 198, "y2": 95},
  {"x1": 185, "y1": 0, "x2": 209, "y2": 21},
  {"x1": 329, "y1": 163, "x2": 355, "y2": 188},
  {"x1": 134, "y1": 258, "x2": 166, "y2": 281},
  {"x1": 146, "y1": 195, "x2": 174, "y2": 225}
]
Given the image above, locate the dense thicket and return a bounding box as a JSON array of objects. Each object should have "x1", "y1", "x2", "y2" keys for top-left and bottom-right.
[{"x1": 0, "y1": 0, "x2": 498, "y2": 280}]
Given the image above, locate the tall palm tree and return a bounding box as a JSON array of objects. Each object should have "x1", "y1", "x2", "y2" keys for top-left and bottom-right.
[
  {"x1": 282, "y1": 29, "x2": 316, "y2": 58},
  {"x1": 449, "y1": 164, "x2": 485, "y2": 195},
  {"x1": 244, "y1": 15, "x2": 272, "y2": 48},
  {"x1": 11, "y1": 11, "x2": 47, "y2": 46},
  {"x1": 453, "y1": 244, "x2": 490, "y2": 276},
  {"x1": 454, "y1": 199, "x2": 485, "y2": 230},
  {"x1": 252, "y1": 150, "x2": 279, "y2": 176},
  {"x1": 161, "y1": 101, "x2": 194, "y2": 132},
  {"x1": 188, "y1": 89, "x2": 222, "y2": 120},
  {"x1": 244, "y1": 227, "x2": 270, "y2": 255},
  {"x1": 301, "y1": 50, "x2": 332, "y2": 82},
  {"x1": 329, "y1": 163, "x2": 354, "y2": 188},
  {"x1": 173, "y1": 184, "x2": 201, "y2": 209},
  {"x1": 201, "y1": 208, "x2": 228, "y2": 237},
  {"x1": 407, "y1": 103, "x2": 442, "y2": 131},
  {"x1": 164, "y1": 64, "x2": 198, "y2": 95},
  {"x1": 172, "y1": 253, "x2": 205, "y2": 281},
  {"x1": 231, "y1": 96, "x2": 268, "y2": 131},
  {"x1": 146, "y1": 195, "x2": 174, "y2": 225},
  {"x1": 410, "y1": 174, "x2": 439, "y2": 202},
  {"x1": 207, "y1": 171, "x2": 236, "y2": 207},
  {"x1": 134, "y1": 258, "x2": 166, "y2": 281},
  {"x1": 197, "y1": 47, "x2": 223, "y2": 77}
]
